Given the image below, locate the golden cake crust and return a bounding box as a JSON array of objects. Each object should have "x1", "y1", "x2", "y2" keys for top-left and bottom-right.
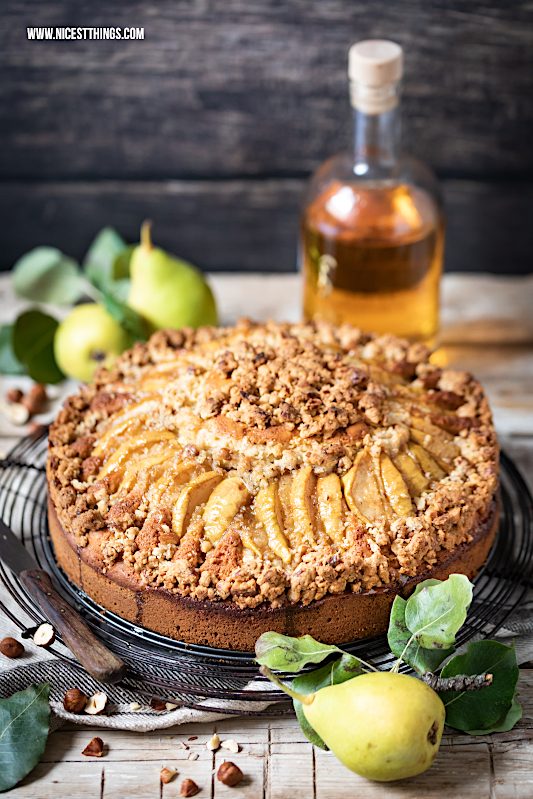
[{"x1": 47, "y1": 320, "x2": 499, "y2": 648}]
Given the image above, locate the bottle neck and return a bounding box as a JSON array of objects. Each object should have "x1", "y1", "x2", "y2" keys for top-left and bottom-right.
[{"x1": 351, "y1": 85, "x2": 401, "y2": 178}]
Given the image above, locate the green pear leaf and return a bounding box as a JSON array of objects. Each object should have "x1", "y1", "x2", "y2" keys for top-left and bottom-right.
[
  {"x1": 439, "y1": 641, "x2": 520, "y2": 733},
  {"x1": 113, "y1": 245, "x2": 135, "y2": 282},
  {"x1": 13, "y1": 309, "x2": 64, "y2": 384},
  {"x1": 404, "y1": 574, "x2": 473, "y2": 649},
  {"x1": 255, "y1": 632, "x2": 342, "y2": 673},
  {"x1": 0, "y1": 325, "x2": 25, "y2": 375},
  {"x1": 293, "y1": 699, "x2": 327, "y2": 749},
  {"x1": 13, "y1": 247, "x2": 84, "y2": 306},
  {"x1": 388, "y1": 594, "x2": 454, "y2": 674},
  {"x1": 84, "y1": 227, "x2": 128, "y2": 288},
  {"x1": 292, "y1": 654, "x2": 366, "y2": 750},
  {"x1": 0, "y1": 682, "x2": 51, "y2": 792},
  {"x1": 99, "y1": 290, "x2": 148, "y2": 343},
  {"x1": 464, "y1": 696, "x2": 522, "y2": 736}
]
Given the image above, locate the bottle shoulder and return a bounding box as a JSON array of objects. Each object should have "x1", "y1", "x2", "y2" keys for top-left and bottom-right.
[
  {"x1": 308, "y1": 151, "x2": 440, "y2": 199},
  {"x1": 303, "y1": 154, "x2": 442, "y2": 244}
]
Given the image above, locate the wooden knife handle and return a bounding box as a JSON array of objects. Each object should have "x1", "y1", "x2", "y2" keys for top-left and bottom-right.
[{"x1": 19, "y1": 568, "x2": 126, "y2": 684}]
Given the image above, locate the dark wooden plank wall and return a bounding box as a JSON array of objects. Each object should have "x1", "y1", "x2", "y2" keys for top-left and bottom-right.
[{"x1": 1, "y1": 0, "x2": 532, "y2": 274}]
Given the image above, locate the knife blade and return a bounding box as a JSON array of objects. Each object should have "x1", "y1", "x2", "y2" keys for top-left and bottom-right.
[
  {"x1": 0, "y1": 518, "x2": 40, "y2": 573},
  {"x1": 0, "y1": 517, "x2": 126, "y2": 684}
]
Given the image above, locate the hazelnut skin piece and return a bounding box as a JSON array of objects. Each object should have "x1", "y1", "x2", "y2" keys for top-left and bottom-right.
[
  {"x1": 180, "y1": 778, "x2": 200, "y2": 797},
  {"x1": 160, "y1": 767, "x2": 177, "y2": 784},
  {"x1": 81, "y1": 736, "x2": 105, "y2": 757}
]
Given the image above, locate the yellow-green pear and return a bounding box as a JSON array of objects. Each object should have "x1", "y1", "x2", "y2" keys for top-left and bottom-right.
[
  {"x1": 54, "y1": 303, "x2": 131, "y2": 383},
  {"x1": 128, "y1": 221, "x2": 218, "y2": 331},
  {"x1": 302, "y1": 672, "x2": 445, "y2": 782}
]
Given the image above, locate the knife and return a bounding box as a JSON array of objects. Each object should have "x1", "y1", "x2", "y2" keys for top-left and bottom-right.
[{"x1": 0, "y1": 518, "x2": 126, "y2": 684}]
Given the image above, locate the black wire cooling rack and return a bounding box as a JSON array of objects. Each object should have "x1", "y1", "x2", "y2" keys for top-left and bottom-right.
[{"x1": 0, "y1": 429, "x2": 531, "y2": 712}]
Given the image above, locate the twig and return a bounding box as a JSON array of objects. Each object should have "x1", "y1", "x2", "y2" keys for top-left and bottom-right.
[{"x1": 422, "y1": 672, "x2": 493, "y2": 692}]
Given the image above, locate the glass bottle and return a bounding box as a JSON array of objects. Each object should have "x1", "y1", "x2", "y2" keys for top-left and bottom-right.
[{"x1": 300, "y1": 40, "x2": 444, "y2": 343}]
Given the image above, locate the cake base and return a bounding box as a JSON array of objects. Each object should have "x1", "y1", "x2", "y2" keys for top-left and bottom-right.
[{"x1": 48, "y1": 497, "x2": 499, "y2": 652}]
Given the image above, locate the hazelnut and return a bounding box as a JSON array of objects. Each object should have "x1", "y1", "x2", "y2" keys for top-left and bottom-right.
[
  {"x1": 6, "y1": 388, "x2": 23, "y2": 404},
  {"x1": 6, "y1": 403, "x2": 30, "y2": 426},
  {"x1": 160, "y1": 767, "x2": 177, "y2": 784},
  {"x1": 84, "y1": 691, "x2": 108, "y2": 715},
  {"x1": 220, "y1": 739, "x2": 240, "y2": 754},
  {"x1": 23, "y1": 383, "x2": 48, "y2": 415},
  {"x1": 217, "y1": 761, "x2": 244, "y2": 787},
  {"x1": 206, "y1": 732, "x2": 220, "y2": 751},
  {"x1": 0, "y1": 636, "x2": 24, "y2": 659},
  {"x1": 63, "y1": 688, "x2": 87, "y2": 713},
  {"x1": 32, "y1": 623, "x2": 55, "y2": 647},
  {"x1": 180, "y1": 778, "x2": 200, "y2": 797},
  {"x1": 81, "y1": 736, "x2": 105, "y2": 757}
]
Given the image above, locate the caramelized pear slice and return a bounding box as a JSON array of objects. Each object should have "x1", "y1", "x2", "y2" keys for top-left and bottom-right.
[
  {"x1": 409, "y1": 418, "x2": 459, "y2": 465},
  {"x1": 139, "y1": 362, "x2": 183, "y2": 391},
  {"x1": 149, "y1": 460, "x2": 197, "y2": 505},
  {"x1": 342, "y1": 451, "x2": 386, "y2": 525},
  {"x1": 203, "y1": 477, "x2": 250, "y2": 544},
  {"x1": 239, "y1": 530, "x2": 262, "y2": 558},
  {"x1": 410, "y1": 414, "x2": 454, "y2": 437},
  {"x1": 367, "y1": 365, "x2": 405, "y2": 387},
  {"x1": 317, "y1": 473, "x2": 345, "y2": 542},
  {"x1": 393, "y1": 451, "x2": 429, "y2": 497},
  {"x1": 254, "y1": 483, "x2": 291, "y2": 563},
  {"x1": 290, "y1": 466, "x2": 316, "y2": 545},
  {"x1": 409, "y1": 444, "x2": 446, "y2": 481},
  {"x1": 409, "y1": 429, "x2": 457, "y2": 468},
  {"x1": 379, "y1": 453, "x2": 413, "y2": 517},
  {"x1": 99, "y1": 431, "x2": 176, "y2": 478},
  {"x1": 277, "y1": 474, "x2": 294, "y2": 538},
  {"x1": 119, "y1": 447, "x2": 181, "y2": 495},
  {"x1": 92, "y1": 400, "x2": 156, "y2": 456},
  {"x1": 172, "y1": 471, "x2": 223, "y2": 539}
]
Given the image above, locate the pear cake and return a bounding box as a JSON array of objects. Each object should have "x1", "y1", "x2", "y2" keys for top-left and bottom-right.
[{"x1": 47, "y1": 320, "x2": 499, "y2": 650}]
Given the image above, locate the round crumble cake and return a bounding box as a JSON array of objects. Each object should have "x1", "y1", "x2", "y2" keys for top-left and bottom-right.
[{"x1": 47, "y1": 320, "x2": 499, "y2": 651}]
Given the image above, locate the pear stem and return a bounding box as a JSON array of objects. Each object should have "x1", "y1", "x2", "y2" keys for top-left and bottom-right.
[
  {"x1": 259, "y1": 666, "x2": 315, "y2": 705},
  {"x1": 141, "y1": 219, "x2": 153, "y2": 250}
]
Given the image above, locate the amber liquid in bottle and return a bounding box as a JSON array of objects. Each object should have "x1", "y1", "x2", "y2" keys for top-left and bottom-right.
[
  {"x1": 301, "y1": 40, "x2": 444, "y2": 343},
  {"x1": 302, "y1": 180, "x2": 444, "y2": 342}
]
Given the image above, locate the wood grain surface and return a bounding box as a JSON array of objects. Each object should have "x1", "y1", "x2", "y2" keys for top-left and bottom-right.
[
  {"x1": 1, "y1": 1, "x2": 532, "y2": 273},
  {"x1": 8, "y1": 672, "x2": 533, "y2": 798},
  {"x1": 2, "y1": 1, "x2": 533, "y2": 179}
]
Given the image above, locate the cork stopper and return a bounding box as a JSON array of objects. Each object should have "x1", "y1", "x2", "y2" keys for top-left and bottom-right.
[{"x1": 348, "y1": 40, "x2": 403, "y2": 114}]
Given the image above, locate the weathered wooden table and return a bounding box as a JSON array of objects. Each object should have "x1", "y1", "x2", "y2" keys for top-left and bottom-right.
[{"x1": 2, "y1": 272, "x2": 532, "y2": 798}]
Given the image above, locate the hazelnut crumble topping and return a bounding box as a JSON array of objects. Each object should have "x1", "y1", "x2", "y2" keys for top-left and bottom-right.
[{"x1": 48, "y1": 320, "x2": 498, "y2": 611}]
